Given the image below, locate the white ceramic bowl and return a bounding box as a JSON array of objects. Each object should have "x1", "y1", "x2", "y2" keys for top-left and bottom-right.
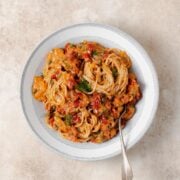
[{"x1": 20, "y1": 23, "x2": 159, "y2": 161}]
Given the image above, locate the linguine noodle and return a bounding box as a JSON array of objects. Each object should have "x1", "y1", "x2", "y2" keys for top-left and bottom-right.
[{"x1": 32, "y1": 41, "x2": 141, "y2": 143}]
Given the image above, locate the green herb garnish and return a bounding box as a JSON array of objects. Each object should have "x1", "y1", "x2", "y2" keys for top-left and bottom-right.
[
  {"x1": 76, "y1": 79, "x2": 92, "y2": 93},
  {"x1": 99, "y1": 60, "x2": 102, "y2": 65},
  {"x1": 92, "y1": 50, "x2": 98, "y2": 56},
  {"x1": 112, "y1": 67, "x2": 118, "y2": 78},
  {"x1": 64, "y1": 114, "x2": 72, "y2": 126},
  {"x1": 70, "y1": 43, "x2": 75, "y2": 48}
]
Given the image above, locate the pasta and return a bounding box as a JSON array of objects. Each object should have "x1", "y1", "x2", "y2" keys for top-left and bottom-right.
[{"x1": 32, "y1": 41, "x2": 141, "y2": 143}]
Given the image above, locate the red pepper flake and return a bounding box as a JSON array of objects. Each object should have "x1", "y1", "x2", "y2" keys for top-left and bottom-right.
[
  {"x1": 87, "y1": 43, "x2": 94, "y2": 52},
  {"x1": 74, "y1": 99, "x2": 80, "y2": 108},
  {"x1": 73, "y1": 92, "x2": 82, "y2": 100},
  {"x1": 73, "y1": 115, "x2": 81, "y2": 123},
  {"x1": 94, "y1": 99, "x2": 100, "y2": 109},
  {"x1": 57, "y1": 107, "x2": 66, "y2": 114},
  {"x1": 103, "y1": 51, "x2": 109, "y2": 60},
  {"x1": 82, "y1": 53, "x2": 91, "y2": 60},
  {"x1": 67, "y1": 51, "x2": 77, "y2": 59},
  {"x1": 91, "y1": 93, "x2": 101, "y2": 110},
  {"x1": 51, "y1": 74, "x2": 57, "y2": 80},
  {"x1": 101, "y1": 116, "x2": 108, "y2": 124},
  {"x1": 65, "y1": 43, "x2": 70, "y2": 50},
  {"x1": 112, "y1": 108, "x2": 119, "y2": 118},
  {"x1": 67, "y1": 78, "x2": 76, "y2": 90},
  {"x1": 56, "y1": 69, "x2": 61, "y2": 74},
  {"x1": 76, "y1": 92, "x2": 82, "y2": 97},
  {"x1": 51, "y1": 70, "x2": 61, "y2": 80},
  {"x1": 49, "y1": 117, "x2": 54, "y2": 126}
]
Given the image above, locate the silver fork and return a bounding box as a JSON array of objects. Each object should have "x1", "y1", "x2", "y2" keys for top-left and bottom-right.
[{"x1": 118, "y1": 109, "x2": 133, "y2": 180}]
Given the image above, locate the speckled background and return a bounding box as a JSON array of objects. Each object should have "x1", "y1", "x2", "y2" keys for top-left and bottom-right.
[{"x1": 0, "y1": 0, "x2": 180, "y2": 179}]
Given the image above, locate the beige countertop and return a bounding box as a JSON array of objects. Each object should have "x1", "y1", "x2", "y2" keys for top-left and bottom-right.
[{"x1": 0, "y1": 0, "x2": 180, "y2": 179}]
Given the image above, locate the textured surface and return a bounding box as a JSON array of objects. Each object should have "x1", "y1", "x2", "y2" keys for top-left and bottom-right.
[{"x1": 0, "y1": 0, "x2": 180, "y2": 180}]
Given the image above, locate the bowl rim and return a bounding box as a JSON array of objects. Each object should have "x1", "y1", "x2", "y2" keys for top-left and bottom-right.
[{"x1": 20, "y1": 23, "x2": 159, "y2": 161}]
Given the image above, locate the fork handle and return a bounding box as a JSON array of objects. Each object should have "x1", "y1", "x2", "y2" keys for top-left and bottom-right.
[{"x1": 119, "y1": 127, "x2": 133, "y2": 180}]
